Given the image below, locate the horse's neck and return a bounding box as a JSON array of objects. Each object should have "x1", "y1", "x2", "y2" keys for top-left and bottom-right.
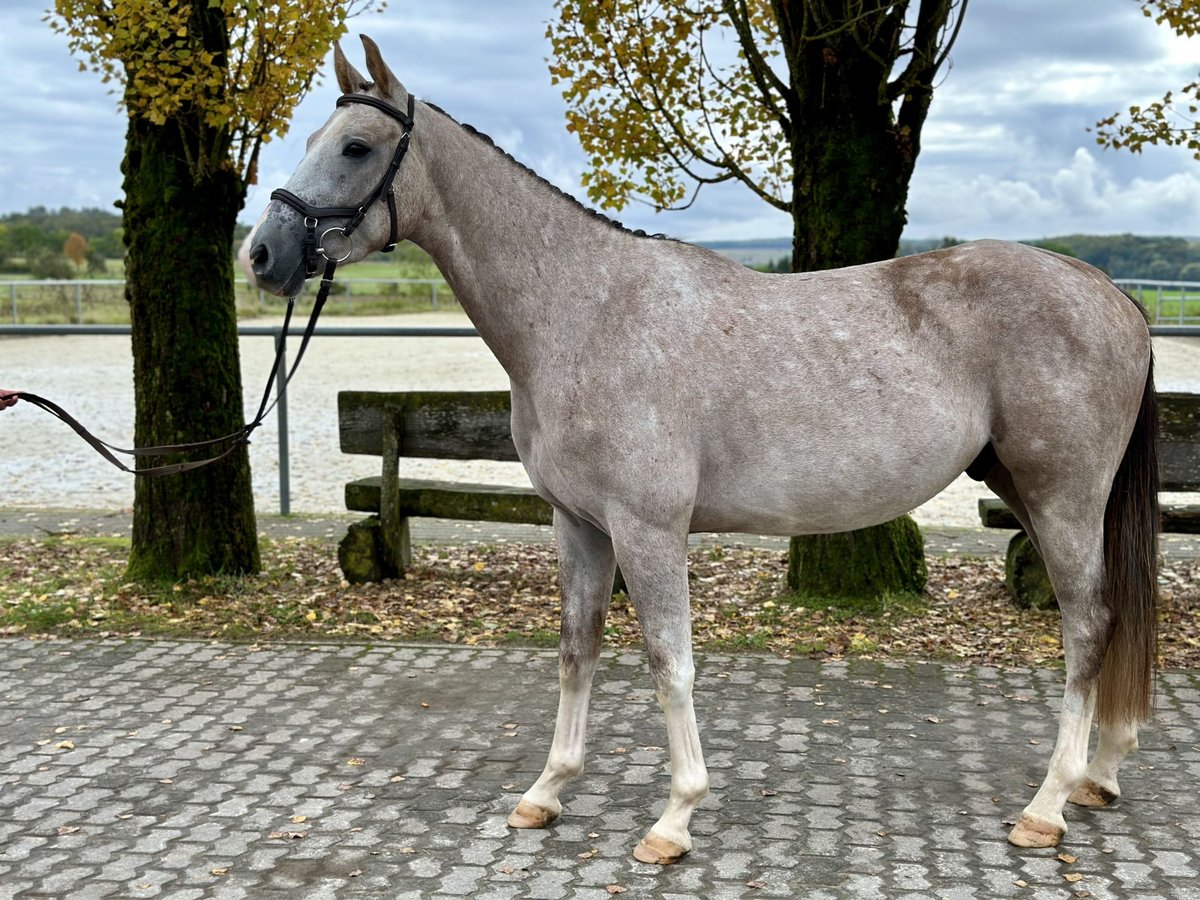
[{"x1": 408, "y1": 109, "x2": 626, "y2": 382}]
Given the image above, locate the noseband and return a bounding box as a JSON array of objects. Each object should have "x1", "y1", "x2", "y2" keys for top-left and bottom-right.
[{"x1": 270, "y1": 92, "x2": 416, "y2": 278}]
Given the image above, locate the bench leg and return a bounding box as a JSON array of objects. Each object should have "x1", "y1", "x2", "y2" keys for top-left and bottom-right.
[
  {"x1": 382, "y1": 515, "x2": 412, "y2": 578},
  {"x1": 338, "y1": 515, "x2": 412, "y2": 583}
]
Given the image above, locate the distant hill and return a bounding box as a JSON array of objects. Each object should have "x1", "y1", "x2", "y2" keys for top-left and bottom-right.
[
  {"x1": 3, "y1": 207, "x2": 1198, "y2": 281},
  {"x1": 698, "y1": 237, "x2": 792, "y2": 267},
  {"x1": 701, "y1": 234, "x2": 1200, "y2": 281}
]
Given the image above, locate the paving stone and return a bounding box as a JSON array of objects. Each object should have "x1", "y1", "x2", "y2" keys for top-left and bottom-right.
[{"x1": 0, "y1": 638, "x2": 1198, "y2": 898}]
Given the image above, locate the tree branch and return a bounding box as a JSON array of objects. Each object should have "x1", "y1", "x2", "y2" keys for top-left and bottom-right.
[
  {"x1": 721, "y1": 0, "x2": 795, "y2": 124},
  {"x1": 889, "y1": 0, "x2": 963, "y2": 103}
]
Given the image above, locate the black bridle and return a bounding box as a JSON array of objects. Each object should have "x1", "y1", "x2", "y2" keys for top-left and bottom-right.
[
  {"x1": 6, "y1": 92, "x2": 417, "y2": 477},
  {"x1": 271, "y1": 93, "x2": 416, "y2": 279}
]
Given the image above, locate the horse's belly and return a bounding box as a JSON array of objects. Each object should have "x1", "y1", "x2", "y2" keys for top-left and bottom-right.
[
  {"x1": 690, "y1": 429, "x2": 981, "y2": 535},
  {"x1": 691, "y1": 481, "x2": 937, "y2": 535}
]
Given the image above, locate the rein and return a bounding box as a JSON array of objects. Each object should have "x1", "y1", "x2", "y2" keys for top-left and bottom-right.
[{"x1": 3, "y1": 91, "x2": 416, "y2": 478}]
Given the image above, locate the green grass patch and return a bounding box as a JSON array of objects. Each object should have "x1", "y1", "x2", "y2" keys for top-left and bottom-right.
[
  {"x1": 2, "y1": 245, "x2": 455, "y2": 324},
  {"x1": 1129, "y1": 288, "x2": 1200, "y2": 324},
  {"x1": 779, "y1": 589, "x2": 928, "y2": 619}
]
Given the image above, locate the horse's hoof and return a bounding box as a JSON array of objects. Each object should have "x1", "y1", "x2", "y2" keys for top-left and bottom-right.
[
  {"x1": 1007, "y1": 813, "x2": 1065, "y2": 848},
  {"x1": 1068, "y1": 778, "x2": 1118, "y2": 808},
  {"x1": 506, "y1": 799, "x2": 558, "y2": 829},
  {"x1": 633, "y1": 832, "x2": 689, "y2": 865}
]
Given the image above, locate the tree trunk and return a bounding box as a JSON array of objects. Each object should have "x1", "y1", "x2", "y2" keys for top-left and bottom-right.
[
  {"x1": 787, "y1": 518, "x2": 926, "y2": 598},
  {"x1": 122, "y1": 112, "x2": 259, "y2": 582},
  {"x1": 783, "y1": 7, "x2": 929, "y2": 600}
]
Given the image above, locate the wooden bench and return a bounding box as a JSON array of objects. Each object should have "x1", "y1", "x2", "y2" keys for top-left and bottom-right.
[
  {"x1": 337, "y1": 390, "x2": 552, "y2": 583},
  {"x1": 979, "y1": 391, "x2": 1200, "y2": 607}
]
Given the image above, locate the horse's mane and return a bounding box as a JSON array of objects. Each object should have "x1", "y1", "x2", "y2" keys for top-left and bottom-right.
[{"x1": 421, "y1": 100, "x2": 673, "y2": 242}]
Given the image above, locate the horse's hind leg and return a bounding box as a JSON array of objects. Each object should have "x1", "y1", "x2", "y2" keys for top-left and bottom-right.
[
  {"x1": 1007, "y1": 504, "x2": 1111, "y2": 848},
  {"x1": 1069, "y1": 705, "x2": 1138, "y2": 807},
  {"x1": 509, "y1": 511, "x2": 616, "y2": 830},
  {"x1": 985, "y1": 464, "x2": 1142, "y2": 814},
  {"x1": 983, "y1": 462, "x2": 1042, "y2": 553}
]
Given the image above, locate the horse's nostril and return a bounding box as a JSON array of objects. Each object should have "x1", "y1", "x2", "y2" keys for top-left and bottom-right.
[{"x1": 250, "y1": 242, "x2": 269, "y2": 269}]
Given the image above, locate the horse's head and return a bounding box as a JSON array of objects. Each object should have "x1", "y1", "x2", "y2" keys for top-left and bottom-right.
[{"x1": 250, "y1": 35, "x2": 423, "y2": 297}]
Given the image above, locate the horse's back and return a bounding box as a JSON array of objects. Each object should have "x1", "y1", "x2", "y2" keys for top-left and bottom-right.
[{"x1": 518, "y1": 239, "x2": 1151, "y2": 536}]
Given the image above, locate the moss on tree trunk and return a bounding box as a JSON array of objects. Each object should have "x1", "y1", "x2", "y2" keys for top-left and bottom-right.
[
  {"x1": 787, "y1": 517, "x2": 927, "y2": 599},
  {"x1": 121, "y1": 100, "x2": 259, "y2": 582}
]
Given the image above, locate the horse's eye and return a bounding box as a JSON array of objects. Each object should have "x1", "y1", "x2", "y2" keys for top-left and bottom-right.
[{"x1": 343, "y1": 140, "x2": 371, "y2": 159}]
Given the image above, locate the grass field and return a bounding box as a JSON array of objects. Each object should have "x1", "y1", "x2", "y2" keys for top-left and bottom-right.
[
  {"x1": 5, "y1": 256, "x2": 1197, "y2": 326},
  {"x1": 1127, "y1": 287, "x2": 1200, "y2": 324},
  {"x1": 0, "y1": 250, "x2": 454, "y2": 325}
]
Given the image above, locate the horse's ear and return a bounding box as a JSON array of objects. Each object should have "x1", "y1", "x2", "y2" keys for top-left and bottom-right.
[
  {"x1": 360, "y1": 34, "x2": 407, "y2": 101},
  {"x1": 334, "y1": 40, "x2": 368, "y2": 95}
]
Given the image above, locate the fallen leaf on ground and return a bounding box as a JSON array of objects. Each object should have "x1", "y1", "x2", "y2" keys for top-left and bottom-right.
[{"x1": 3, "y1": 537, "x2": 1200, "y2": 669}]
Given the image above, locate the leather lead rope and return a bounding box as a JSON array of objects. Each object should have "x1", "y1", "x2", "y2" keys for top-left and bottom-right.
[
  {"x1": 4, "y1": 90, "x2": 414, "y2": 479},
  {"x1": 6, "y1": 258, "x2": 339, "y2": 477}
]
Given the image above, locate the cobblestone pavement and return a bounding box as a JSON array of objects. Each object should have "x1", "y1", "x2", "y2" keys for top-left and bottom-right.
[{"x1": 1, "y1": 639, "x2": 1198, "y2": 899}]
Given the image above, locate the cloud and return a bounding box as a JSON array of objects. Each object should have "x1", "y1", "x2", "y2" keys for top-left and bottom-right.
[
  {"x1": 908, "y1": 146, "x2": 1200, "y2": 238},
  {"x1": 2, "y1": 0, "x2": 1198, "y2": 246}
]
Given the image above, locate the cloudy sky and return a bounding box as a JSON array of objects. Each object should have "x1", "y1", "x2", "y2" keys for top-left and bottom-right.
[{"x1": 1, "y1": 0, "x2": 1197, "y2": 243}]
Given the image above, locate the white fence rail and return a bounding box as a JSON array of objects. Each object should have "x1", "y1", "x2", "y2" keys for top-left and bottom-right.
[
  {"x1": 4, "y1": 275, "x2": 1198, "y2": 325},
  {"x1": 1113, "y1": 279, "x2": 1200, "y2": 325},
  {"x1": 1, "y1": 277, "x2": 452, "y2": 324}
]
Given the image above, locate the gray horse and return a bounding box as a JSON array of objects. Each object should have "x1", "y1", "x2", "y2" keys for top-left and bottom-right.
[{"x1": 249, "y1": 36, "x2": 1159, "y2": 865}]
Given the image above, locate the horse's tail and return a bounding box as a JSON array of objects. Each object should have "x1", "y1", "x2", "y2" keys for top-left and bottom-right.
[{"x1": 1097, "y1": 350, "x2": 1160, "y2": 725}]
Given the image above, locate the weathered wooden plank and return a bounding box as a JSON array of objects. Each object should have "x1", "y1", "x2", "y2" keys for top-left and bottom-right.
[
  {"x1": 979, "y1": 498, "x2": 1020, "y2": 530},
  {"x1": 1161, "y1": 505, "x2": 1200, "y2": 533},
  {"x1": 1159, "y1": 393, "x2": 1200, "y2": 491},
  {"x1": 339, "y1": 390, "x2": 519, "y2": 461},
  {"x1": 346, "y1": 476, "x2": 553, "y2": 526},
  {"x1": 979, "y1": 498, "x2": 1200, "y2": 534}
]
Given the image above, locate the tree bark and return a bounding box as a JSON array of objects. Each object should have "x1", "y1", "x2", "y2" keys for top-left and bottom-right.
[
  {"x1": 121, "y1": 52, "x2": 259, "y2": 581},
  {"x1": 787, "y1": 516, "x2": 926, "y2": 598}
]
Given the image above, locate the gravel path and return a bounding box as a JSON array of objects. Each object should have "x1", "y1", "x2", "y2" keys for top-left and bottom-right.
[{"x1": 2, "y1": 313, "x2": 1197, "y2": 528}]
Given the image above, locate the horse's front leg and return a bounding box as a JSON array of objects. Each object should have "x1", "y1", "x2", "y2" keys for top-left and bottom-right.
[
  {"x1": 508, "y1": 511, "x2": 615, "y2": 829},
  {"x1": 615, "y1": 522, "x2": 708, "y2": 865}
]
